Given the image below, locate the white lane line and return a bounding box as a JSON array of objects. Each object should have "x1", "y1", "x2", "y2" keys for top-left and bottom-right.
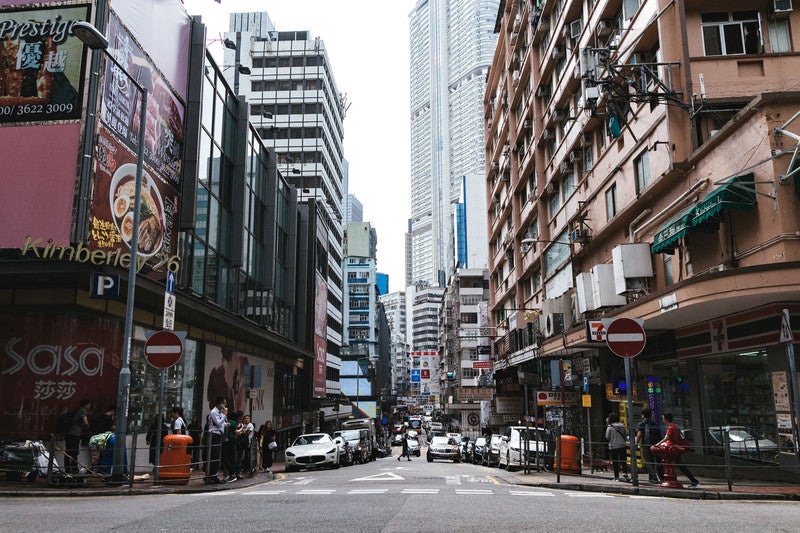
[
  {"x1": 243, "y1": 491, "x2": 287, "y2": 495},
  {"x1": 348, "y1": 489, "x2": 389, "y2": 494},
  {"x1": 402, "y1": 489, "x2": 439, "y2": 494},
  {"x1": 455, "y1": 489, "x2": 494, "y2": 495},
  {"x1": 509, "y1": 491, "x2": 555, "y2": 497},
  {"x1": 565, "y1": 492, "x2": 613, "y2": 498},
  {"x1": 297, "y1": 489, "x2": 336, "y2": 495}
]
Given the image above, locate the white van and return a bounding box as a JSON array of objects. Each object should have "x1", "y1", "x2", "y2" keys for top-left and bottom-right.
[{"x1": 498, "y1": 426, "x2": 548, "y2": 471}]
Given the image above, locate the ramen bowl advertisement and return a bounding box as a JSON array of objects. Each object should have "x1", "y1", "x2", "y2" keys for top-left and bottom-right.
[{"x1": 88, "y1": 124, "x2": 178, "y2": 274}]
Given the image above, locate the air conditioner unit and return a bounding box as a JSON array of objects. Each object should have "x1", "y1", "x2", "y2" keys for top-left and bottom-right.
[
  {"x1": 569, "y1": 150, "x2": 579, "y2": 163},
  {"x1": 542, "y1": 128, "x2": 554, "y2": 140},
  {"x1": 570, "y1": 228, "x2": 586, "y2": 242},
  {"x1": 552, "y1": 46, "x2": 565, "y2": 60},
  {"x1": 535, "y1": 85, "x2": 550, "y2": 98},
  {"x1": 510, "y1": 31, "x2": 519, "y2": 44},
  {"x1": 607, "y1": 32, "x2": 622, "y2": 50},
  {"x1": 552, "y1": 109, "x2": 565, "y2": 122},
  {"x1": 544, "y1": 182, "x2": 555, "y2": 195},
  {"x1": 512, "y1": 72, "x2": 521, "y2": 86},
  {"x1": 612, "y1": 243, "x2": 654, "y2": 294},
  {"x1": 524, "y1": 119, "x2": 532, "y2": 130},
  {"x1": 538, "y1": 15, "x2": 550, "y2": 31},
  {"x1": 559, "y1": 161, "x2": 570, "y2": 173},
  {"x1": 774, "y1": 0, "x2": 793, "y2": 13},
  {"x1": 544, "y1": 312, "x2": 564, "y2": 337},
  {"x1": 491, "y1": 161, "x2": 499, "y2": 171},
  {"x1": 570, "y1": 20, "x2": 583, "y2": 40},
  {"x1": 597, "y1": 20, "x2": 613, "y2": 37}
]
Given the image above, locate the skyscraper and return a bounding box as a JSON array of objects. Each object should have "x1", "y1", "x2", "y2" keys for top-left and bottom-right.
[
  {"x1": 408, "y1": 0, "x2": 500, "y2": 287},
  {"x1": 226, "y1": 11, "x2": 347, "y2": 396}
]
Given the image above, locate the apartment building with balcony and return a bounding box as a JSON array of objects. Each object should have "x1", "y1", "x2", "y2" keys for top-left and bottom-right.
[{"x1": 486, "y1": 0, "x2": 800, "y2": 478}]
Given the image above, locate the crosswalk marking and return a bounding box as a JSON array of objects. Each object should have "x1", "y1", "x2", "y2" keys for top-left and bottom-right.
[
  {"x1": 243, "y1": 490, "x2": 287, "y2": 495},
  {"x1": 509, "y1": 491, "x2": 555, "y2": 497},
  {"x1": 565, "y1": 492, "x2": 613, "y2": 498},
  {"x1": 455, "y1": 489, "x2": 494, "y2": 495},
  {"x1": 401, "y1": 488, "x2": 439, "y2": 494},
  {"x1": 348, "y1": 489, "x2": 389, "y2": 494},
  {"x1": 297, "y1": 489, "x2": 336, "y2": 495}
]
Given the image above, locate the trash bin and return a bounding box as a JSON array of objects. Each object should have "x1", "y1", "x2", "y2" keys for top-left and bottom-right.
[
  {"x1": 554, "y1": 435, "x2": 580, "y2": 474},
  {"x1": 159, "y1": 434, "x2": 193, "y2": 484}
]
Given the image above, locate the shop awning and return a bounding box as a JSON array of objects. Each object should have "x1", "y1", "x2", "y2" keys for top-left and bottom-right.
[
  {"x1": 651, "y1": 173, "x2": 757, "y2": 254},
  {"x1": 691, "y1": 173, "x2": 756, "y2": 228},
  {"x1": 651, "y1": 211, "x2": 693, "y2": 254}
]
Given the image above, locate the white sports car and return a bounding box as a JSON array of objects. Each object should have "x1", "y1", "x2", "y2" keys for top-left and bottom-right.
[{"x1": 284, "y1": 433, "x2": 342, "y2": 472}]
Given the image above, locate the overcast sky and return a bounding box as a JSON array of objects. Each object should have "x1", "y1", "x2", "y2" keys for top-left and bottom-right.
[{"x1": 184, "y1": 0, "x2": 415, "y2": 293}]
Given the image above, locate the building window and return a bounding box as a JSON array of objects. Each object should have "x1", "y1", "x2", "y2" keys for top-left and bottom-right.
[
  {"x1": 768, "y1": 19, "x2": 791, "y2": 53},
  {"x1": 701, "y1": 12, "x2": 761, "y2": 56},
  {"x1": 663, "y1": 253, "x2": 674, "y2": 286},
  {"x1": 634, "y1": 150, "x2": 650, "y2": 193},
  {"x1": 623, "y1": 0, "x2": 641, "y2": 20},
  {"x1": 605, "y1": 183, "x2": 618, "y2": 221}
]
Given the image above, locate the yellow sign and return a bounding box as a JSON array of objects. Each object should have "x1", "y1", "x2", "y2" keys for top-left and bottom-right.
[{"x1": 581, "y1": 394, "x2": 592, "y2": 408}]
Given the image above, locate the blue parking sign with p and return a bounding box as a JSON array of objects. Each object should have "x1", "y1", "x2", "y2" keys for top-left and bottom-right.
[{"x1": 91, "y1": 272, "x2": 119, "y2": 299}]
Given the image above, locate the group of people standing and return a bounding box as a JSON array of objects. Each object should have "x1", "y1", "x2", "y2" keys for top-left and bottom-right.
[
  {"x1": 606, "y1": 408, "x2": 699, "y2": 488},
  {"x1": 201, "y1": 396, "x2": 276, "y2": 485}
]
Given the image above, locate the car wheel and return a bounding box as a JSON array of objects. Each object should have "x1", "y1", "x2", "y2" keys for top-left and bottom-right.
[
  {"x1": 285, "y1": 464, "x2": 298, "y2": 473},
  {"x1": 507, "y1": 454, "x2": 517, "y2": 472}
]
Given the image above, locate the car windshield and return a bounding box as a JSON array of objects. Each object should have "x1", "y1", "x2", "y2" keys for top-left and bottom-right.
[
  {"x1": 431, "y1": 436, "x2": 451, "y2": 446},
  {"x1": 293, "y1": 434, "x2": 332, "y2": 446},
  {"x1": 336, "y1": 430, "x2": 361, "y2": 440},
  {"x1": 475, "y1": 437, "x2": 486, "y2": 446},
  {"x1": 519, "y1": 429, "x2": 547, "y2": 441},
  {"x1": 727, "y1": 429, "x2": 755, "y2": 442}
]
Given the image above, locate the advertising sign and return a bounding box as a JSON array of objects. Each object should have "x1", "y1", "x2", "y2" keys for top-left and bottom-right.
[
  {"x1": 0, "y1": 5, "x2": 88, "y2": 124},
  {"x1": 203, "y1": 344, "x2": 274, "y2": 420},
  {"x1": 0, "y1": 313, "x2": 122, "y2": 438},
  {"x1": 101, "y1": 12, "x2": 184, "y2": 186},
  {"x1": 313, "y1": 273, "x2": 328, "y2": 398},
  {"x1": 535, "y1": 390, "x2": 580, "y2": 406}
]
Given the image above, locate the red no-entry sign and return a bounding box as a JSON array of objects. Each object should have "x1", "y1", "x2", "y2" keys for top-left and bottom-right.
[
  {"x1": 144, "y1": 330, "x2": 183, "y2": 369},
  {"x1": 606, "y1": 318, "x2": 646, "y2": 358}
]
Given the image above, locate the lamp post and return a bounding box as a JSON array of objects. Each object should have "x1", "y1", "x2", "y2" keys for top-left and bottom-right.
[{"x1": 73, "y1": 21, "x2": 147, "y2": 483}]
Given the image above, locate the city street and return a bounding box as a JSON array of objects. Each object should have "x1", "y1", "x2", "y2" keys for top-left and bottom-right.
[{"x1": 1, "y1": 454, "x2": 797, "y2": 532}]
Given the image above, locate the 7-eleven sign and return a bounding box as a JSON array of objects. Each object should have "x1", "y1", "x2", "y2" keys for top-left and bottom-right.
[{"x1": 587, "y1": 320, "x2": 607, "y2": 342}]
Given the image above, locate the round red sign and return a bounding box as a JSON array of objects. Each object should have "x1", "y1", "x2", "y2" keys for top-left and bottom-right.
[
  {"x1": 606, "y1": 318, "x2": 646, "y2": 358},
  {"x1": 144, "y1": 330, "x2": 183, "y2": 369}
]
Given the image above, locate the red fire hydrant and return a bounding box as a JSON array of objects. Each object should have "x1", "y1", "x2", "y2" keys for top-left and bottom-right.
[{"x1": 650, "y1": 443, "x2": 684, "y2": 489}]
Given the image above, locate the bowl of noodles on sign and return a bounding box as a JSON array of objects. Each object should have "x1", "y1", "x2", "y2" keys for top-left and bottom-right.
[{"x1": 109, "y1": 163, "x2": 164, "y2": 257}]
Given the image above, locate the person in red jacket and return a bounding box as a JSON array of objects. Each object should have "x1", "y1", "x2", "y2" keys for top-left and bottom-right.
[{"x1": 655, "y1": 412, "x2": 699, "y2": 488}]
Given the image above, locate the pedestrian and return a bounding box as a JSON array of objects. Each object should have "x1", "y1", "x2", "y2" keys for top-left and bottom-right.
[
  {"x1": 398, "y1": 432, "x2": 412, "y2": 461},
  {"x1": 259, "y1": 419, "x2": 277, "y2": 472},
  {"x1": 170, "y1": 406, "x2": 187, "y2": 435},
  {"x1": 636, "y1": 408, "x2": 662, "y2": 484},
  {"x1": 187, "y1": 414, "x2": 202, "y2": 467},
  {"x1": 222, "y1": 409, "x2": 244, "y2": 482},
  {"x1": 90, "y1": 405, "x2": 115, "y2": 434},
  {"x1": 240, "y1": 414, "x2": 255, "y2": 476},
  {"x1": 65, "y1": 399, "x2": 91, "y2": 477},
  {"x1": 655, "y1": 412, "x2": 699, "y2": 489},
  {"x1": 205, "y1": 396, "x2": 228, "y2": 485},
  {"x1": 605, "y1": 412, "x2": 629, "y2": 482}
]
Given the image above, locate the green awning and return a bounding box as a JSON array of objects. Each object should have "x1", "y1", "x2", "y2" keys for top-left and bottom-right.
[
  {"x1": 691, "y1": 173, "x2": 756, "y2": 227},
  {"x1": 651, "y1": 173, "x2": 757, "y2": 254},
  {"x1": 651, "y1": 211, "x2": 693, "y2": 254}
]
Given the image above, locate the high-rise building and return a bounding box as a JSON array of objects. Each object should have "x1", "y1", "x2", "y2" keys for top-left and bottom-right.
[
  {"x1": 408, "y1": 0, "x2": 500, "y2": 287},
  {"x1": 226, "y1": 12, "x2": 347, "y2": 398},
  {"x1": 380, "y1": 291, "x2": 409, "y2": 398}
]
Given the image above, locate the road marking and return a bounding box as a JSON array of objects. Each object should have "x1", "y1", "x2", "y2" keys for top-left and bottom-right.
[
  {"x1": 401, "y1": 488, "x2": 439, "y2": 494},
  {"x1": 445, "y1": 475, "x2": 462, "y2": 485},
  {"x1": 348, "y1": 489, "x2": 389, "y2": 494},
  {"x1": 243, "y1": 491, "x2": 287, "y2": 495},
  {"x1": 565, "y1": 492, "x2": 613, "y2": 498},
  {"x1": 352, "y1": 472, "x2": 405, "y2": 481},
  {"x1": 455, "y1": 489, "x2": 494, "y2": 495},
  {"x1": 297, "y1": 489, "x2": 335, "y2": 495},
  {"x1": 509, "y1": 491, "x2": 555, "y2": 497}
]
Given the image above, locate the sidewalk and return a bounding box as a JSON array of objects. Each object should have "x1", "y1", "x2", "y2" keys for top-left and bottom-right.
[{"x1": 2, "y1": 460, "x2": 799, "y2": 500}]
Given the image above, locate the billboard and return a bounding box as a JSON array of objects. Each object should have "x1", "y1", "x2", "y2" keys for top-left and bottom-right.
[
  {"x1": 0, "y1": 312, "x2": 122, "y2": 438},
  {"x1": 313, "y1": 272, "x2": 328, "y2": 397},
  {"x1": 203, "y1": 344, "x2": 274, "y2": 425},
  {"x1": 0, "y1": 5, "x2": 88, "y2": 123}
]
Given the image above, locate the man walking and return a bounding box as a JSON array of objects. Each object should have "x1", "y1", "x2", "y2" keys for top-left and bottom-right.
[
  {"x1": 205, "y1": 396, "x2": 228, "y2": 484},
  {"x1": 397, "y1": 432, "x2": 411, "y2": 461},
  {"x1": 636, "y1": 407, "x2": 662, "y2": 484}
]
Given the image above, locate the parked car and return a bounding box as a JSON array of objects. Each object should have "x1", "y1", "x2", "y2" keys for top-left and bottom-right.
[
  {"x1": 458, "y1": 436, "x2": 472, "y2": 462},
  {"x1": 498, "y1": 426, "x2": 548, "y2": 471},
  {"x1": 333, "y1": 429, "x2": 367, "y2": 464},
  {"x1": 391, "y1": 432, "x2": 405, "y2": 446},
  {"x1": 706, "y1": 426, "x2": 780, "y2": 462},
  {"x1": 284, "y1": 433, "x2": 342, "y2": 472},
  {"x1": 484, "y1": 434, "x2": 503, "y2": 467},
  {"x1": 471, "y1": 436, "x2": 487, "y2": 465},
  {"x1": 427, "y1": 435, "x2": 460, "y2": 462}
]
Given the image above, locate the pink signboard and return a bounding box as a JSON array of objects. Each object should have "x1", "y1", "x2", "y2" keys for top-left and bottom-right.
[
  {"x1": 313, "y1": 273, "x2": 328, "y2": 398},
  {"x1": 0, "y1": 313, "x2": 122, "y2": 438}
]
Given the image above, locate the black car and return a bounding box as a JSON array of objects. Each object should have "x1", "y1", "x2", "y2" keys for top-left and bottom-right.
[{"x1": 471, "y1": 436, "x2": 487, "y2": 465}]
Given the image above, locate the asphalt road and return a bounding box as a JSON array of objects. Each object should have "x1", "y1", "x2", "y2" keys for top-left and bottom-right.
[{"x1": 1, "y1": 455, "x2": 797, "y2": 532}]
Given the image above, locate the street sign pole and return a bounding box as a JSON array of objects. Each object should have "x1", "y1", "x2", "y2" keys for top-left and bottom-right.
[
  {"x1": 624, "y1": 356, "x2": 638, "y2": 486},
  {"x1": 153, "y1": 367, "x2": 166, "y2": 485}
]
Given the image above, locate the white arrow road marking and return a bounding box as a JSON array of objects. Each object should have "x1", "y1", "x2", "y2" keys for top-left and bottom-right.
[
  {"x1": 348, "y1": 489, "x2": 389, "y2": 494},
  {"x1": 297, "y1": 489, "x2": 336, "y2": 495},
  {"x1": 509, "y1": 491, "x2": 555, "y2": 497},
  {"x1": 401, "y1": 488, "x2": 439, "y2": 494},
  {"x1": 455, "y1": 489, "x2": 493, "y2": 495},
  {"x1": 352, "y1": 472, "x2": 405, "y2": 481}
]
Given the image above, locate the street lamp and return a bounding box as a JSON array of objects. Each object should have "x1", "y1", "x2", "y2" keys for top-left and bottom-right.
[{"x1": 73, "y1": 21, "x2": 147, "y2": 483}]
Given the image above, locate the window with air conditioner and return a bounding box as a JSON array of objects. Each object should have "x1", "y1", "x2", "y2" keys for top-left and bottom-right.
[
  {"x1": 774, "y1": 0, "x2": 793, "y2": 12},
  {"x1": 701, "y1": 11, "x2": 762, "y2": 56}
]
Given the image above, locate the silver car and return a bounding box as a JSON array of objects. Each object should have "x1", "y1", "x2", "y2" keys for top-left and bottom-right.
[
  {"x1": 427, "y1": 435, "x2": 460, "y2": 462},
  {"x1": 707, "y1": 426, "x2": 779, "y2": 462}
]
